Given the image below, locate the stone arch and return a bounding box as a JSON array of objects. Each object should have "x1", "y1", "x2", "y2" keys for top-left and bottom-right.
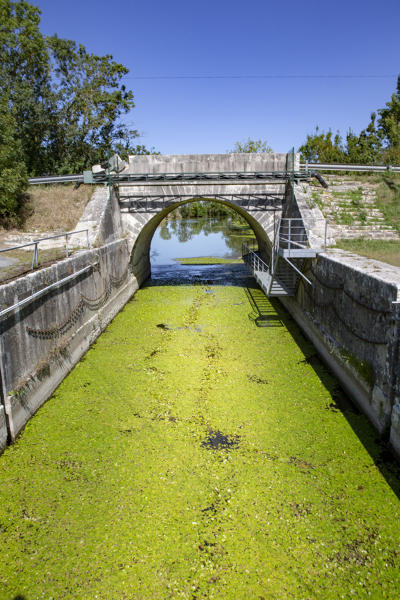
[{"x1": 127, "y1": 197, "x2": 275, "y2": 286}]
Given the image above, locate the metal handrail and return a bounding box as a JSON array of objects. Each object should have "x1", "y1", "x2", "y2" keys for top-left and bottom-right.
[
  {"x1": 301, "y1": 162, "x2": 400, "y2": 174},
  {"x1": 242, "y1": 243, "x2": 270, "y2": 273},
  {"x1": 0, "y1": 229, "x2": 90, "y2": 270},
  {"x1": 0, "y1": 262, "x2": 98, "y2": 319}
]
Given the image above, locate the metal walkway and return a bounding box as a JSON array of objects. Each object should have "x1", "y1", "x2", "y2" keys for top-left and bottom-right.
[{"x1": 242, "y1": 216, "x2": 327, "y2": 297}]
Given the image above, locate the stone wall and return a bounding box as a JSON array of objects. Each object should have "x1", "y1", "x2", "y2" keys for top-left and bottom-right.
[
  {"x1": 0, "y1": 239, "x2": 137, "y2": 450},
  {"x1": 280, "y1": 245, "x2": 400, "y2": 445}
]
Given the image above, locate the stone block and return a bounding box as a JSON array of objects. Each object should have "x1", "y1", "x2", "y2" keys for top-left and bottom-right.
[{"x1": 390, "y1": 403, "x2": 400, "y2": 457}]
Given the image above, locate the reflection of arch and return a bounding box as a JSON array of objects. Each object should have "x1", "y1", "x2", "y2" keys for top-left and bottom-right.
[{"x1": 128, "y1": 197, "x2": 275, "y2": 286}]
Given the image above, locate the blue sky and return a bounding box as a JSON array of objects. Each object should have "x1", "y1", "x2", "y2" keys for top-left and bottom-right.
[{"x1": 35, "y1": 0, "x2": 400, "y2": 155}]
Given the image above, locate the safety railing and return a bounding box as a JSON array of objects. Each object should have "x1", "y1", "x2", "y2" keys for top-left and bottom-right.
[
  {"x1": 278, "y1": 218, "x2": 308, "y2": 249},
  {"x1": 242, "y1": 242, "x2": 270, "y2": 274},
  {"x1": 0, "y1": 262, "x2": 97, "y2": 319},
  {"x1": 278, "y1": 217, "x2": 327, "y2": 253},
  {"x1": 0, "y1": 229, "x2": 90, "y2": 271}
]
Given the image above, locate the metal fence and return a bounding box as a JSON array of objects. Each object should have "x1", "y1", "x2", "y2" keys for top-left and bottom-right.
[
  {"x1": 0, "y1": 229, "x2": 90, "y2": 271},
  {"x1": 301, "y1": 162, "x2": 400, "y2": 174}
]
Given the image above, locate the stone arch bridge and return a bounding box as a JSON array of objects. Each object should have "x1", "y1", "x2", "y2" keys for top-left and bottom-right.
[{"x1": 83, "y1": 152, "x2": 325, "y2": 296}]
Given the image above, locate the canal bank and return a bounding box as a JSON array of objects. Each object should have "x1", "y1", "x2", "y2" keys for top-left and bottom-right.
[{"x1": 0, "y1": 265, "x2": 399, "y2": 599}]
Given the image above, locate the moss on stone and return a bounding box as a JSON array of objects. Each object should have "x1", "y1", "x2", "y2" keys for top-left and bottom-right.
[{"x1": 340, "y1": 348, "x2": 375, "y2": 387}]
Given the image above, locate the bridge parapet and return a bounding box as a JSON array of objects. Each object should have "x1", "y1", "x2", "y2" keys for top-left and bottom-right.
[{"x1": 125, "y1": 152, "x2": 296, "y2": 174}]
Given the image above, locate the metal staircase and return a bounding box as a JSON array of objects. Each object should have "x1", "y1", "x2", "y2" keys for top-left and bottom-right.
[{"x1": 242, "y1": 215, "x2": 326, "y2": 297}]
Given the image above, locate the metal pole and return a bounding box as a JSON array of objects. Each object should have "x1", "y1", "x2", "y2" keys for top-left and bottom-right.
[
  {"x1": 65, "y1": 234, "x2": 69, "y2": 258},
  {"x1": 324, "y1": 220, "x2": 327, "y2": 252},
  {"x1": 288, "y1": 220, "x2": 292, "y2": 257},
  {"x1": 86, "y1": 229, "x2": 90, "y2": 249},
  {"x1": 31, "y1": 242, "x2": 39, "y2": 269}
]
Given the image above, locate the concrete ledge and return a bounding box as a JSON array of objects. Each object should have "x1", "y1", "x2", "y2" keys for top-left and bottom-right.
[{"x1": 0, "y1": 239, "x2": 137, "y2": 447}]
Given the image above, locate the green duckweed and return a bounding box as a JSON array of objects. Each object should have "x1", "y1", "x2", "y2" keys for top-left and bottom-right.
[{"x1": 0, "y1": 279, "x2": 399, "y2": 599}]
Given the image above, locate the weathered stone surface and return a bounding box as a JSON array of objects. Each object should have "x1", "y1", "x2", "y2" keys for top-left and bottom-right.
[
  {"x1": 0, "y1": 407, "x2": 7, "y2": 452},
  {"x1": 126, "y1": 152, "x2": 293, "y2": 173},
  {"x1": 0, "y1": 239, "x2": 136, "y2": 442},
  {"x1": 390, "y1": 403, "x2": 400, "y2": 455}
]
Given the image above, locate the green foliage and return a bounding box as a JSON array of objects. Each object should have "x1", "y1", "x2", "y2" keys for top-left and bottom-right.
[
  {"x1": 346, "y1": 113, "x2": 385, "y2": 164},
  {"x1": 300, "y1": 77, "x2": 400, "y2": 165},
  {"x1": 161, "y1": 201, "x2": 255, "y2": 254},
  {"x1": 335, "y1": 238, "x2": 400, "y2": 267},
  {"x1": 0, "y1": 92, "x2": 28, "y2": 226},
  {"x1": 230, "y1": 138, "x2": 273, "y2": 153},
  {"x1": 378, "y1": 75, "x2": 400, "y2": 165},
  {"x1": 298, "y1": 128, "x2": 346, "y2": 163},
  {"x1": 374, "y1": 175, "x2": 400, "y2": 232},
  {"x1": 0, "y1": 0, "x2": 154, "y2": 223},
  {"x1": 43, "y1": 34, "x2": 137, "y2": 173}
]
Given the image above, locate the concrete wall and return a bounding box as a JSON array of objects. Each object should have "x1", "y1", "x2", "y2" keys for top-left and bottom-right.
[
  {"x1": 75, "y1": 186, "x2": 123, "y2": 247},
  {"x1": 0, "y1": 239, "x2": 137, "y2": 449},
  {"x1": 125, "y1": 152, "x2": 297, "y2": 174},
  {"x1": 278, "y1": 240, "x2": 400, "y2": 450}
]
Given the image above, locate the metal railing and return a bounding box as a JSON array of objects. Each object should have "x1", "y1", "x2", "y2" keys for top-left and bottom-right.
[
  {"x1": 242, "y1": 242, "x2": 270, "y2": 274},
  {"x1": 278, "y1": 217, "x2": 327, "y2": 253},
  {"x1": 27, "y1": 159, "x2": 400, "y2": 187},
  {"x1": 301, "y1": 162, "x2": 400, "y2": 174},
  {"x1": 0, "y1": 262, "x2": 97, "y2": 319},
  {"x1": 28, "y1": 174, "x2": 84, "y2": 185},
  {"x1": 0, "y1": 229, "x2": 90, "y2": 270}
]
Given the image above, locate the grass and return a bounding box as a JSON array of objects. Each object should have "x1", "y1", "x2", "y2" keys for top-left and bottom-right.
[
  {"x1": 375, "y1": 176, "x2": 400, "y2": 233},
  {"x1": 0, "y1": 280, "x2": 400, "y2": 598},
  {"x1": 0, "y1": 184, "x2": 95, "y2": 237},
  {"x1": 334, "y1": 239, "x2": 400, "y2": 267},
  {"x1": 310, "y1": 190, "x2": 324, "y2": 210},
  {"x1": 175, "y1": 257, "x2": 243, "y2": 265}
]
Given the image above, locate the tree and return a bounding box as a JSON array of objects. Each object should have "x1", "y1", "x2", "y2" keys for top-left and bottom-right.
[
  {"x1": 230, "y1": 138, "x2": 273, "y2": 153},
  {"x1": 377, "y1": 75, "x2": 400, "y2": 165},
  {"x1": 0, "y1": 0, "x2": 52, "y2": 176},
  {"x1": 45, "y1": 34, "x2": 139, "y2": 173},
  {"x1": 299, "y1": 128, "x2": 346, "y2": 163},
  {"x1": 345, "y1": 113, "x2": 384, "y2": 164},
  {"x1": 0, "y1": 0, "x2": 154, "y2": 177},
  {"x1": 0, "y1": 92, "x2": 28, "y2": 225}
]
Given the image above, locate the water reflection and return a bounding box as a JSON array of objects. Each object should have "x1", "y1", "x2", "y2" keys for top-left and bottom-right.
[{"x1": 151, "y1": 213, "x2": 255, "y2": 266}]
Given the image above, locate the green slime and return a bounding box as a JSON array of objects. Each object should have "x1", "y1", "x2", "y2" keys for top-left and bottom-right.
[{"x1": 0, "y1": 281, "x2": 400, "y2": 599}]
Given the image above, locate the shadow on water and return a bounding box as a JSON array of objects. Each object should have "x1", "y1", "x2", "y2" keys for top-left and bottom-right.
[
  {"x1": 269, "y1": 297, "x2": 400, "y2": 501},
  {"x1": 245, "y1": 286, "x2": 283, "y2": 327}
]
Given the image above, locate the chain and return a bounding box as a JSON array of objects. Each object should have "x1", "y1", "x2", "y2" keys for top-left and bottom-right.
[{"x1": 26, "y1": 267, "x2": 130, "y2": 339}]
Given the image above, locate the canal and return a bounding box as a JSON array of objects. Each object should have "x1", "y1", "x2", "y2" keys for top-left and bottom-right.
[{"x1": 0, "y1": 204, "x2": 399, "y2": 599}]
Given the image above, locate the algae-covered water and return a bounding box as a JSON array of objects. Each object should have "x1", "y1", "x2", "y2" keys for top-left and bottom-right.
[{"x1": 0, "y1": 262, "x2": 400, "y2": 599}]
